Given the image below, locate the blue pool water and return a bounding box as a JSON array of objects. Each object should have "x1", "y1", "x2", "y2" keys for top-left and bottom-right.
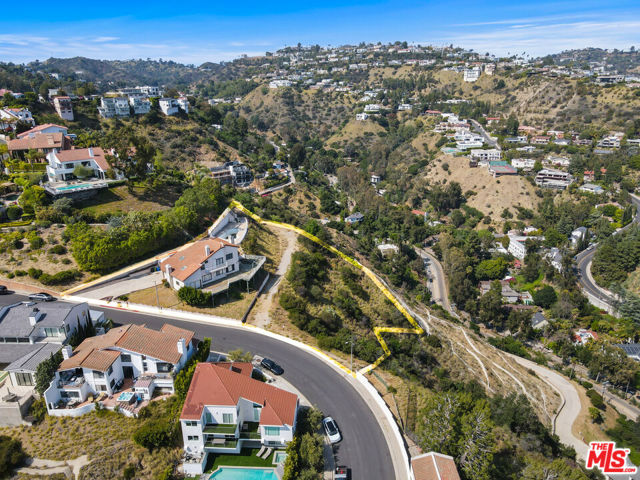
[
  {"x1": 209, "y1": 467, "x2": 277, "y2": 480},
  {"x1": 117, "y1": 392, "x2": 134, "y2": 402},
  {"x1": 273, "y1": 451, "x2": 287, "y2": 464},
  {"x1": 56, "y1": 183, "x2": 92, "y2": 191}
]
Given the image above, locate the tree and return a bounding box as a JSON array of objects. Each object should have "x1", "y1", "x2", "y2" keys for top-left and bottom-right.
[
  {"x1": 73, "y1": 164, "x2": 93, "y2": 179},
  {"x1": 0, "y1": 435, "x2": 26, "y2": 478},
  {"x1": 35, "y1": 351, "x2": 63, "y2": 395},
  {"x1": 478, "y1": 281, "x2": 505, "y2": 326},
  {"x1": 475, "y1": 258, "x2": 508, "y2": 280},
  {"x1": 533, "y1": 285, "x2": 557, "y2": 309},
  {"x1": 18, "y1": 185, "x2": 46, "y2": 212}
]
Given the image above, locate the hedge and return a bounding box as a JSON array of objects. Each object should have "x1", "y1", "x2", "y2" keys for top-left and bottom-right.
[
  {"x1": 38, "y1": 269, "x2": 81, "y2": 286},
  {"x1": 177, "y1": 286, "x2": 212, "y2": 306}
]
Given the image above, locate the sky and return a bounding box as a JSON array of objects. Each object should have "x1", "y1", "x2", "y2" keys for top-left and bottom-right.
[{"x1": 2, "y1": 1, "x2": 640, "y2": 65}]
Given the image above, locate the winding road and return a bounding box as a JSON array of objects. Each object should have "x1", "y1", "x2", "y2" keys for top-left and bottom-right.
[{"x1": 0, "y1": 293, "x2": 396, "y2": 480}]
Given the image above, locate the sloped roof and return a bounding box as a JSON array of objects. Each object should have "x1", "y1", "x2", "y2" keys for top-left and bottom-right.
[
  {"x1": 411, "y1": 452, "x2": 461, "y2": 480},
  {"x1": 181, "y1": 362, "x2": 298, "y2": 426},
  {"x1": 8, "y1": 132, "x2": 65, "y2": 152},
  {"x1": 159, "y1": 237, "x2": 237, "y2": 282},
  {"x1": 53, "y1": 147, "x2": 110, "y2": 172},
  {"x1": 59, "y1": 323, "x2": 194, "y2": 372},
  {"x1": 5, "y1": 343, "x2": 61, "y2": 373},
  {"x1": 17, "y1": 124, "x2": 67, "y2": 138}
]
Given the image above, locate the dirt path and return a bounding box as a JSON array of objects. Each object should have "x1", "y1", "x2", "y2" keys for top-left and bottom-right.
[
  {"x1": 251, "y1": 229, "x2": 298, "y2": 328},
  {"x1": 17, "y1": 455, "x2": 90, "y2": 479}
]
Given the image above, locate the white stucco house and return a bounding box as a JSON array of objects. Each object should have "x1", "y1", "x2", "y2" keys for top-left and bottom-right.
[
  {"x1": 97, "y1": 97, "x2": 130, "y2": 118},
  {"x1": 46, "y1": 147, "x2": 111, "y2": 182},
  {"x1": 44, "y1": 323, "x2": 195, "y2": 416},
  {"x1": 180, "y1": 362, "x2": 299, "y2": 475},
  {"x1": 159, "y1": 237, "x2": 240, "y2": 291},
  {"x1": 507, "y1": 236, "x2": 527, "y2": 260}
]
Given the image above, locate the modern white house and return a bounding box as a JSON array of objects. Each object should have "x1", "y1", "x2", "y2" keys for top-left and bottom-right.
[
  {"x1": 534, "y1": 169, "x2": 574, "y2": 189},
  {"x1": 511, "y1": 158, "x2": 535, "y2": 171},
  {"x1": 0, "y1": 107, "x2": 35, "y2": 127},
  {"x1": 159, "y1": 237, "x2": 240, "y2": 291},
  {"x1": 180, "y1": 362, "x2": 299, "y2": 475},
  {"x1": 356, "y1": 112, "x2": 369, "y2": 121},
  {"x1": 507, "y1": 236, "x2": 527, "y2": 260},
  {"x1": 53, "y1": 96, "x2": 74, "y2": 121},
  {"x1": 46, "y1": 147, "x2": 111, "y2": 183},
  {"x1": 470, "y1": 148, "x2": 501, "y2": 164},
  {"x1": 159, "y1": 97, "x2": 189, "y2": 116},
  {"x1": 97, "y1": 97, "x2": 130, "y2": 118},
  {"x1": 463, "y1": 67, "x2": 481, "y2": 82},
  {"x1": 44, "y1": 323, "x2": 195, "y2": 417},
  {"x1": 129, "y1": 97, "x2": 151, "y2": 115}
]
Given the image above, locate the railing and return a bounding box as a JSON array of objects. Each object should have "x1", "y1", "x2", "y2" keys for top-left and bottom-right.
[
  {"x1": 203, "y1": 423, "x2": 237, "y2": 434},
  {"x1": 239, "y1": 431, "x2": 262, "y2": 439},
  {"x1": 204, "y1": 439, "x2": 238, "y2": 449},
  {"x1": 58, "y1": 377, "x2": 85, "y2": 388}
]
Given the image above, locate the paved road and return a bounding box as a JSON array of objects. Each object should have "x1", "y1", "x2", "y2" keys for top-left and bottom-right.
[
  {"x1": 469, "y1": 119, "x2": 500, "y2": 150},
  {"x1": 0, "y1": 294, "x2": 395, "y2": 480},
  {"x1": 576, "y1": 194, "x2": 640, "y2": 309},
  {"x1": 416, "y1": 247, "x2": 451, "y2": 313}
]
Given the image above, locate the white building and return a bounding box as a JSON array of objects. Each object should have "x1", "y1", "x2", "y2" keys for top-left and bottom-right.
[
  {"x1": 579, "y1": 183, "x2": 604, "y2": 194},
  {"x1": 0, "y1": 107, "x2": 35, "y2": 127},
  {"x1": 159, "y1": 237, "x2": 240, "y2": 290},
  {"x1": 159, "y1": 97, "x2": 189, "y2": 116},
  {"x1": 46, "y1": 147, "x2": 111, "y2": 183},
  {"x1": 397, "y1": 104, "x2": 413, "y2": 111},
  {"x1": 364, "y1": 104, "x2": 382, "y2": 113},
  {"x1": 511, "y1": 158, "x2": 535, "y2": 171},
  {"x1": 470, "y1": 149, "x2": 501, "y2": 164},
  {"x1": 129, "y1": 97, "x2": 151, "y2": 115},
  {"x1": 356, "y1": 112, "x2": 369, "y2": 121},
  {"x1": 177, "y1": 97, "x2": 190, "y2": 114},
  {"x1": 53, "y1": 96, "x2": 74, "y2": 121},
  {"x1": 508, "y1": 236, "x2": 527, "y2": 260},
  {"x1": 269, "y1": 79, "x2": 292, "y2": 88},
  {"x1": 97, "y1": 97, "x2": 130, "y2": 118},
  {"x1": 44, "y1": 323, "x2": 195, "y2": 417},
  {"x1": 535, "y1": 169, "x2": 574, "y2": 189},
  {"x1": 180, "y1": 362, "x2": 299, "y2": 475},
  {"x1": 463, "y1": 67, "x2": 481, "y2": 82}
]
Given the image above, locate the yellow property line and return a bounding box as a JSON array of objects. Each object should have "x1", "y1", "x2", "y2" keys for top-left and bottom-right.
[{"x1": 229, "y1": 200, "x2": 425, "y2": 375}]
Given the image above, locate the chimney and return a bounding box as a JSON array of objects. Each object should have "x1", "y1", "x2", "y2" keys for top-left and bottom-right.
[
  {"x1": 61, "y1": 345, "x2": 73, "y2": 360},
  {"x1": 165, "y1": 263, "x2": 172, "y2": 276},
  {"x1": 29, "y1": 308, "x2": 40, "y2": 326},
  {"x1": 177, "y1": 338, "x2": 186, "y2": 355},
  {"x1": 205, "y1": 244, "x2": 211, "y2": 256}
]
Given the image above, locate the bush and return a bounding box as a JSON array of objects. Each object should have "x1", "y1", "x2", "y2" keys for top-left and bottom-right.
[
  {"x1": 28, "y1": 268, "x2": 43, "y2": 279},
  {"x1": 5, "y1": 205, "x2": 22, "y2": 221},
  {"x1": 0, "y1": 435, "x2": 26, "y2": 477},
  {"x1": 48, "y1": 244, "x2": 67, "y2": 255},
  {"x1": 14, "y1": 270, "x2": 27, "y2": 277},
  {"x1": 581, "y1": 380, "x2": 593, "y2": 389},
  {"x1": 38, "y1": 269, "x2": 81, "y2": 286},
  {"x1": 586, "y1": 389, "x2": 606, "y2": 409},
  {"x1": 132, "y1": 419, "x2": 175, "y2": 450},
  {"x1": 177, "y1": 286, "x2": 212, "y2": 306},
  {"x1": 28, "y1": 235, "x2": 44, "y2": 250}
]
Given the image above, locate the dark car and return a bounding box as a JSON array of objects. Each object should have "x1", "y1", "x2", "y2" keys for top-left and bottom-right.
[
  {"x1": 28, "y1": 292, "x2": 55, "y2": 302},
  {"x1": 0, "y1": 285, "x2": 7, "y2": 295},
  {"x1": 260, "y1": 358, "x2": 284, "y2": 375}
]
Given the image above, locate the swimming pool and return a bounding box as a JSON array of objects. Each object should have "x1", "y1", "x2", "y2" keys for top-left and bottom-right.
[
  {"x1": 209, "y1": 467, "x2": 278, "y2": 480},
  {"x1": 56, "y1": 183, "x2": 92, "y2": 191},
  {"x1": 117, "y1": 392, "x2": 135, "y2": 402},
  {"x1": 273, "y1": 451, "x2": 287, "y2": 465}
]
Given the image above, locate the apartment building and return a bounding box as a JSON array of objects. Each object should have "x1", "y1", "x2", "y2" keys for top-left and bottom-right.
[
  {"x1": 97, "y1": 97, "x2": 131, "y2": 118},
  {"x1": 53, "y1": 96, "x2": 74, "y2": 121}
]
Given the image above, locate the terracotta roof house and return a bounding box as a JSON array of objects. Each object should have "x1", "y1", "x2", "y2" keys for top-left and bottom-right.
[
  {"x1": 17, "y1": 123, "x2": 68, "y2": 138},
  {"x1": 45, "y1": 147, "x2": 110, "y2": 183},
  {"x1": 180, "y1": 362, "x2": 299, "y2": 475},
  {"x1": 44, "y1": 323, "x2": 195, "y2": 417},
  {"x1": 159, "y1": 237, "x2": 240, "y2": 291},
  {"x1": 8, "y1": 132, "x2": 71, "y2": 158},
  {"x1": 411, "y1": 452, "x2": 461, "y2": 480}
]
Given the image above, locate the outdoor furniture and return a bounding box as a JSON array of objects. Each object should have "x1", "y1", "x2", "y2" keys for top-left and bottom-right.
[
  {"x1": 261, "y1": 447, "x2": 272, "y2": 459},
  {"x1": 256, "y1": 446, "x2": 266, "y2": 457},
  {"x1": 211, "y1": 438, "x2": 225, "y2": 445}
]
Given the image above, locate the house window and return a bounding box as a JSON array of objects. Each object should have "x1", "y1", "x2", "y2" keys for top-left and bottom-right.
[
  {"x1": 216, "y1": 257, "x2": 224, "y2": 266},
  {"x1": 60, "y1": 390, "x2": 80, "y2": 398},
  {"x1": 187, "y1": 435, "x2": 199, "y2": 441},
  {"x1": 216, "y1": 270, "x2": 223, "y2": 277},
  {"x1": 205, "y1": 412, "x2": 213, "y2": 424},
  {"x1": 107, "y1": 365, "x2": 113, "y2": 376},
  {"x1": 264, "y1": 427, "x2": 280, "y2": 436},
  {"x1": 253, "y1": 407, "x2": 260, "y2": 422},
  {"x1": 222, "y1": 413, "x2": 233, "y2": 424},
  {"x1": 96, "y1": 385, "x2": 107, "y2": 392},
  {"x1": 121, "y1": 354, "x2": 131, "y2": 363},
  {"x1": 142, "y1": 362, "x2": 148, "y2": 372},
  {"x1": 14, "y1": 372, "x2": 33, "y2": 386},
  {"x1": 185, "y1": 421, "x2": 198, "y2": 427},
  {"x1": 43, "y1": 327, "x2": 60, "y2": 337},
  {"x1": 93, "y1": 370, "x2": 104, "y2": 378},
  {"x1": 226, "y1": 253, "x2": 233, "y2": 260},
  {"x1": 110, "y1": 379, "x2": 115, "y2": 388}
]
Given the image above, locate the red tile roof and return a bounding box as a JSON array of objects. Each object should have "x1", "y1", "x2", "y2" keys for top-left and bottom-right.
[
  {"x1": 59, "y1": 323, "x2": 194, "y2": 372},
  {"x1": 53, "y1": 147, "x2": 110, "y2": 172},
  {"x1": 8, "y1": 132, "x2": 67, "y2": 152},
  {"x1": 411, "y1": 452, "x2": 461, "y2": 480},
  {"x1": 17, "y1": 124, "x2": 67, "y2": 138},
  {"x1": 181, "y1": 363, "x2": 298, "y2": 425},
  {"x1": 159, "y1": 237, "x2": 237, "y2": 282}
]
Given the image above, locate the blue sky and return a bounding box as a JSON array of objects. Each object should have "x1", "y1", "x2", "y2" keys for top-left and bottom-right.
[{"x1": 2, "y1": 1, "x2": 640, "y2": 64}]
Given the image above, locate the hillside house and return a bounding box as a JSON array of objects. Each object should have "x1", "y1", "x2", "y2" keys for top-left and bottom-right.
[
  {"x1": 411, "y1": 452, "x2": 461, "y2": 480},
  {"x1": 579, "y1": 183, "x2": 604, "y2": 194},
  {"x1": 45, "y1": 323, "x2": 194, "y2": 417},
  {"x1": 46, "y1": 147, "x2": 110, "y2": 183},
  {"x1": 470, "y1": 149, "x2": 501, "y2": 164},
  {"x1": 573, "y1": 329, "x2": 598, "y2": 346},
  {"x1": 511, "y1": 158, "x2": 535, "y2": 171},
  {"x1": 159, "y1": 237, "x2": 240, "y2": 291},
  {"x1": 180, "y1": 362, "x2": 299, "y2": 475},
  {"x1": 615, "y1": 344, "x2": 640, "y2": 361},
  {"x1": 534, "y1": 169, "x2": 573, "y2": 190},
  {"x1": 0, "y1": 107, "x2": 35, "y2": 128},
  {"x1": 53, "y1": 96, "x2": 74, "y2": 121},
  {"x1": 17, "y1": 124, "x2": 68, "y2": 138},
  {"x1": 8, "y1": 132, "x2": 71, "y2": 159},
  {"x1": 345, "y1": 212, "x2": 364, "y2": 224},
  {"x1": 488, "y1": 161, "x2": 517, "y2": 177}
]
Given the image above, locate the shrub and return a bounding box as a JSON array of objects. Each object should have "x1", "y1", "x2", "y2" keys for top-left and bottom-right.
[
  {"x1": 581, "y1": 380, "x2": 593, "y2": 389},
  {"x1": 5, "y1": 205, "x2": 22, "y2": 221},
  {"x1": 28, "y1": 268, "x2": 43, "y2": 279},
  {"x1": 132, "y1": 419, "x2": 175, "y2": 450},
  {"x1": 38, "y1": 269, "x2": 81, "y2": 286},
  {"x1": 48, "y1": 244, "x2": 67, "y2": 255},
  {"x1": 28, "y1": 235, "x2": 44, "y2": 250},
  {"x1": 177, "y1": 286, "x2": 212, "y2": 307},
  {"x1": 0, "y1": 435, "x2": 26, "y2": 477},
  {"x1": 14, "y1": 270, "x2": 27, "y2": 277},
  {"x1": 586, "y1": 389, "x2": 606, "y2": 410}
]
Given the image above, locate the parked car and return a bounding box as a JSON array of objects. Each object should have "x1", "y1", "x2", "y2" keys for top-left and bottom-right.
[
  {"x1": 323, "y1": 417, "x2": 342, "y2": 444},
  {"x1": 260, "y1": 358, "x2": 284, "y2": 375},
  {"x1": 335, "y1": 466, "x2": 350, "y2": 479},
  {"x1": 0, "y1": 285, "x2": 7, "y2": 295},
  {"x1": 28, "y1": 292, "x2": 55, "y2": 302}
]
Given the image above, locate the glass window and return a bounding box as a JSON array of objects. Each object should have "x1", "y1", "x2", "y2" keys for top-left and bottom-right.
[
  {"x1": 253, "y1": 407, "x2": 260, "y2": 422},
  {"x1": 187, "y1": 435, "x2": 199, "y2": 441},
  {"x1": 216, "y1": 257, "x2": 224, "y2": 266},
  {"x1": 93, "y1": 370, "x2": 104, "y2": 378},
  {"x1": 120, "y1": 354, "x2": 131, "y2": 363},
  {"x1": 107, "y1": 365, "x2": 113, "y2": 376},
  {"x1": 15, "y1": 372, "x2": 33, "y2": 386},
  {"x1": 205, "y1": 411, "x2": 213, "y2": 424},
  {"x1": 97, "y1": 385, "x2": 107, "y2": 392},
  {"x1": 226, "y1": 253, "x2": 233, "y2": 260},
  {"x1": 222, "y1": 413, "x2": 233, "y2": 424},
  {"x1": 264, "y1": 427, "x2": 280, "y2": 436}
]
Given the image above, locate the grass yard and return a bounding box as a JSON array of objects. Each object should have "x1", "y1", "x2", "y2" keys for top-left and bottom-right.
[
  {"x1": 126, "y1": 280, "x2": 259, "y2": 320},
  {"x1": 205, "y1": 448, "x2": 277, "y2": 473},
  {"x1": 80, "y1": 185, "x2": 179, "y2": 215}
]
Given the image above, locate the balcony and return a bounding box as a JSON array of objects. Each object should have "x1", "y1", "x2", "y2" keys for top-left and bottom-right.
[
  {"x1": 204, "y1": 438, "x2": 238, "y2": 449},
  {"x1": 203, "y1": 424, "x2": 237, "y2": 435},
  {"x1": 239, "y1": 422, "x2": 261, "y2": 439},
  {"x1": 58, "y1": 376, "x2": 85, "y2": 388}
]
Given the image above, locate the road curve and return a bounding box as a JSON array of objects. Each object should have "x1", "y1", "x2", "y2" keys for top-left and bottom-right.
[{"x1": 0, "y1": 294, "x2": 396, "y2": 480}]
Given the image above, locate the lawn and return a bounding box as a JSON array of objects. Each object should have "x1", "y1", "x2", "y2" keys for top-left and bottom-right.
[
  {"x1": 205, "y1": 448, "x2": 277, "y2": 473},
  {"x1": 515, "y1": 272, "x2": 544, "y2": 292},
  {"x1": 80, "y1": 185, "x2": 179, "y2": 215}
]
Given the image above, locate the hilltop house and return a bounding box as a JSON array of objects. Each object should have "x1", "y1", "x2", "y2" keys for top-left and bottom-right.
[
  {"x1": 159, "y1": 97, "x2": 189, "y2": 116},
  {"x1": 53, "y1": 96, "x2": 74, "y2": 121},
  {"x1": 534, "y1": 169, "x2": 574, "y2": 190},
  {"x1": 17, "y1": 124, "x2": 68, "y2": 138},
  {"x1": 180, "y1": 362, "x2": 299, "y2": 475},
  {"x1": 97, "y1": 97, "x2": 130, "y2": 118},
  {"x1": 46, "y1": 147, "x2": 111, "y2": 183},
  {"x1": 159, "y1": 237, "x2": 240, "y2": 291},
  {"x1": 0, "y1": 107, "x2": 35, "y2": 128},
  {"x1": 0, "y1": 301, "x2": 102, "y2": 391},
  {"x1": 44, "y1": 323, "x2": 195, "y2": 417},
  {"x1": 8, "y1": 132, "x2": 71, "y2": 159}
]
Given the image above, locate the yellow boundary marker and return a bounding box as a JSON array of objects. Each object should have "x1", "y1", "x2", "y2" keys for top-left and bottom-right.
[{"x1": 229, "y1": 200, "x2": 425, "y2": 375}]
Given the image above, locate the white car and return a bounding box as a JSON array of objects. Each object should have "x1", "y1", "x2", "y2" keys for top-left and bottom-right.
[{"x1": 323, "y1": 417, "x2": 342, "y2": 444}]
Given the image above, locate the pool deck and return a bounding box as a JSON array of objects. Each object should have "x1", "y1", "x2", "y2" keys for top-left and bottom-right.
[{"x1": 209, "y1": 466, "x2": 278, "y2": 479}]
